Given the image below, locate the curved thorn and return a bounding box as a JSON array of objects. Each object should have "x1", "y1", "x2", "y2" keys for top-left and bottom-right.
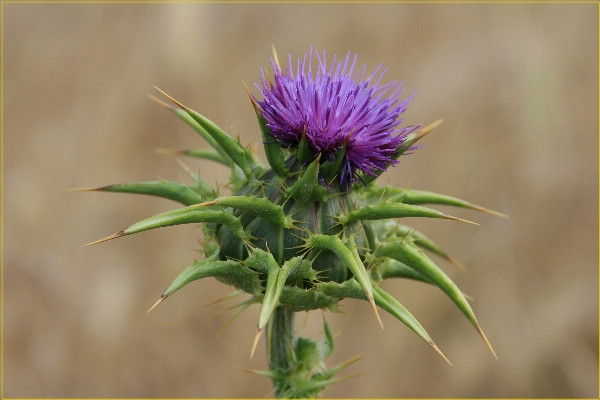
[
  {"x1": 250, "y1": 328, "x2": 264, "y2": 359},
  {"x1": 428, "y1": 341, "x2": 452, "y2": 366},
  {"x1": 83, "y1": 231, "x2": 124, "y2": 247},
  {"x1": 147, "y1": 295, "x2": 166, "y2": 313}
]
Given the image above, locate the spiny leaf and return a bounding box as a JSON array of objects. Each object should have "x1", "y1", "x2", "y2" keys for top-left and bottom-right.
[
  {"x1": 366, "y1": 186, "x2": 507, "y2": 218},
  {"x1": 305, "y1": 235, "x2": 381, "y2": 328},
  {"x1": 339, "y1": 203, "x2": 478, "y2": 225},
  {"x1": 374, "y1": 240, "x2": 496, "y2": 358},
  {"x1": 387, "y1": 224, "x2": 466, "y2": 271},
  {"x1": 150, "y1": 258, "x2": 262, "y2": 312},
  {"x1": 72, "y1": 180, "x2": 203, "y2": 206},
  {"x1": 379, "y1": 259, "x2": 432, "y2": 283},
  {"x1": 84, "y1": 208, "x2": 248, "y2": 246},
  {"x1": 148, "y1": 94, "x2": 231, "y2": 164},
  {"x1": 154, "y1": 87, "x2": 255, "y2": 180},
  {"x1": 316, "y1": 279, "x2": 450, "y2": 364},
  {"x1": 190, "y1": 195, "x2": 294, "y2": 228}
]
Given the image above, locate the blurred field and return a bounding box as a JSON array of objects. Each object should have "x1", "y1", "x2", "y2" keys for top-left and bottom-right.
[{"x1": 3, "y1": 3, "x2": 598, "y2": 398}]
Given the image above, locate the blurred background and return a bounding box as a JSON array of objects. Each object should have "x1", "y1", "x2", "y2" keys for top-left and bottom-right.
[{"x1": 3, "y1": 3, "x2": 598, "y2": 398}]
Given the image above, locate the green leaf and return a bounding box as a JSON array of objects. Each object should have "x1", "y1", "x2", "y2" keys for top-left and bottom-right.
[
  {"x1": 340, "y1": 203, "x2": 477, "y2": 225},
  {"x1": 149, "y1": 94, "x2": 231, "y2": 164},
  {"x1": 366, "y1": 186, "x2": 507, "y2": 218},
  {"x1": 157, "y1": 258, "x2": 262, "y2": 303},
  {"x1": 316, "y1": 279, "x2": 451, "y2": 364},
  {"x1": 305, "y1": 234, "x2": 381, "y2": 328},
  {"x1": 155, "y1": 88, "x2": 255, "y2": 180},
  {"x1": 374, "y1": 240, "x2": 477, "y2": 328},
  {"x1": 380, "y1": 223, "x2": 465, "y2": 270},
  {"x1": 82, "y1": 181, "x2": 203, "y2": 206},
  {"x1": 191, "y1": 195, "x2": 294, "y2": 228},
  {"x1": 85, "y1": 208, "x2": 248, "y2": 246},
  {"x1": 379, "y1": 259, "x2": 431, "y2": 283}
]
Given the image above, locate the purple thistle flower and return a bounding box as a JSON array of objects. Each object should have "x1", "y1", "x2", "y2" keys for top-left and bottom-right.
[{"x1": 255, "y1": 47, "x2": 420, "y2": 189}]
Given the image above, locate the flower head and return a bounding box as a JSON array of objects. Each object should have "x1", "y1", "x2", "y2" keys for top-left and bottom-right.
[{"x1": 255, "y1": 48, "x2": 420, "y2": 189}]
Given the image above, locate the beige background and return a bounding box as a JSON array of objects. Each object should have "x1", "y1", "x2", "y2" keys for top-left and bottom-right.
[{"x1": 3, "y1": 3, "x2": 598, "y2": 398}]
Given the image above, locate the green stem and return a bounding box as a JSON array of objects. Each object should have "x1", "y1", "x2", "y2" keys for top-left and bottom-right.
[{"x1": 267, "y1": 306, "x2": 295, "y2": 398}]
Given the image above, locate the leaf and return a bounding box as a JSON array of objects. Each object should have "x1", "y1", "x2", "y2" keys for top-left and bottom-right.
[
  {"x1": 190, "y1": 195, "x2": 294, "y2": 228},
  {"x1": 366, "y1": 186, "x2": 507, "y2": 218},
  {"x1": 150, "y1": 258, "x2": 262, "y2": 311},
  {"x1": 340, "y1": 203, "x2": 478, "y2": 225},
  {"x1": 149, "y1": 94, "x2": 231, "y2": 164},
  {"x1": 305, "y1": 235, "x2": 382, "y2": 328},
  {"x1": 154, "y1": 87, "x2": 255, "y2": 180},
  {"x1": 316, "y1": 280, "x2": 451, "y2": 364},
  {"x1": 77, "y1": 180, "x2": 203, "y2": 206},
  {"x1": 373, "y1": 239, "x2": 496, "y2": 358},
  {"x1": 85, "y1": 208, "x2": 248, "y2": 246}
]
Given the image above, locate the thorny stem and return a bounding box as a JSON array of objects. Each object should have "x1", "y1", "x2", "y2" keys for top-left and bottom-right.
[{"x1": 267, "y1": 306, "x2": 295, "y2": 397}]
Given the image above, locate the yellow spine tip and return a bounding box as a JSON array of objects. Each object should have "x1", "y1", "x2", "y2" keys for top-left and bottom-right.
[
  {"x1": 477, "y1": 324, "x2": 498, "y2": 360},
  {"x1": 147, "y1": 296, "x2": 167, "y2": 313},
  {"x1": 368, "y1": 297, "x2": 384, "y2": 330},
  {"x1": 68, "y1": 186, "x2": 101, "y2": 192},
  {"x1": 469, "y1": 204, "x2": 509, "y2": 219},
  {"x1": 153, "y1": 86, "x2": 189, "y2": 111},
  {"x1": 271, "y1": 44, "x2": 281, "y2": 70},
  {"x1": 429, "y1": 341, "x2": 452, "y2": 366},
  {"x1": 444, "y1": 214, "x2": 479, "y2": 225},
  {"x1": 250, "y1": 328, "x2": 264, "y2": 359},
  {"x1": 82, "y1": 231, "x2": 124, "y2": 247}
]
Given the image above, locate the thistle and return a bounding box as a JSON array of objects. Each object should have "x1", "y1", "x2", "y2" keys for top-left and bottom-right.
[{"x1": 81, "y1": 47, "x2": 505, "y2": 398}]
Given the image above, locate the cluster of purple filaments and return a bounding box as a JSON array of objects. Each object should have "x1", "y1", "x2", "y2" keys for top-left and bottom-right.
[{"x1": 255, "y1": 48, "x2": 420, "y2": 188}]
